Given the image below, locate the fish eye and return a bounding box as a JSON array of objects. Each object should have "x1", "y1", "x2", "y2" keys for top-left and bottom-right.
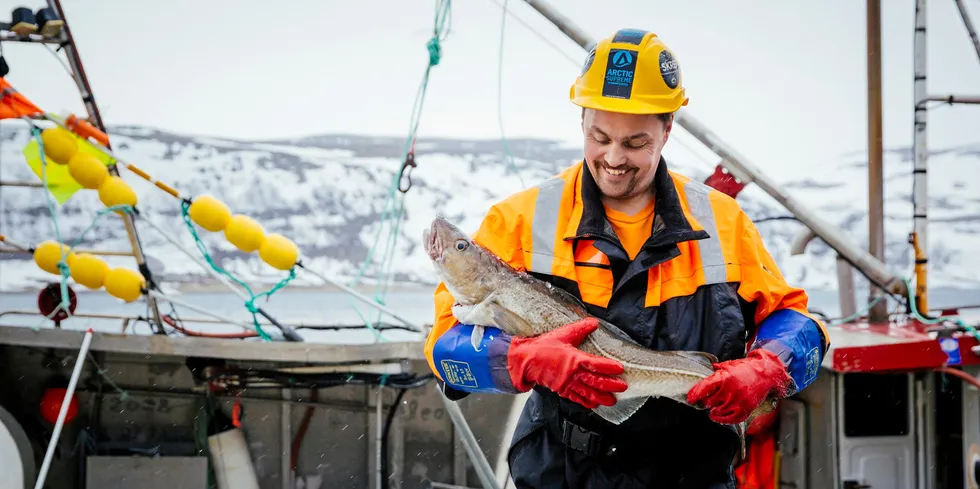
[{"x1": 454, "y1": 240, "x2": 468, "y2": 251}]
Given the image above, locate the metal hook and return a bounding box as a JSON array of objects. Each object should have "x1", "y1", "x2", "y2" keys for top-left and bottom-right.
[{"x1": 398, "y1": 152, "x2": 417, "y2": 193}]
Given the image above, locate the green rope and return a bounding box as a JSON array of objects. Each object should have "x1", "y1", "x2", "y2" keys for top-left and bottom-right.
[
  {"x1": 830, "y1": 275, "x2": 980, "y2": 346},
  {"x1": 346, "y1": 0, "x2": 453, "y2": 341},
  {"x1": 899, "y1": 276, "x2": 980, "y2": 342},
  {"x1": 32, "y1": 126, "x2": 137, "y2": 324},
  {"x1": 32, "y1": 126, "x2": 71, "y2": 320},
  {"x1": 179, "y1": 199, "x2": 297, "y2": 341}
]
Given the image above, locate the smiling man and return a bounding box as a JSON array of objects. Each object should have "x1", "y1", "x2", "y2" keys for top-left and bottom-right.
[{"x1": 424, "y1": 28, "x2": 829, "y2": 489}]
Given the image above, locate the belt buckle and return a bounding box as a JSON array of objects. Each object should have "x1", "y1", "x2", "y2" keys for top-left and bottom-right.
[{"x1": 561, "y1": 419, "x2": 601, "y2": 457}]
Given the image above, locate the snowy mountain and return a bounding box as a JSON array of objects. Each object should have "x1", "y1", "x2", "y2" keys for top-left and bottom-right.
[{"x1": 1, "y1": 121, "x2": 977, "y2": 295}]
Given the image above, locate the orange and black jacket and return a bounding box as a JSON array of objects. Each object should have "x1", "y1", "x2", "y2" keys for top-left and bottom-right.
[{"x1": 424, "y1": 157, "x2": 829, "y2": 409}]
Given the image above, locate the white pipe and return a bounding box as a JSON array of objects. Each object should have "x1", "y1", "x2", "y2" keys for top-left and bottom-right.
[
  {"x1": 33, "y1": 328, "x2": 94, "y2": 489},
  {"x1": 913, "y1": 0, "x2": 928, "y2": 299}
]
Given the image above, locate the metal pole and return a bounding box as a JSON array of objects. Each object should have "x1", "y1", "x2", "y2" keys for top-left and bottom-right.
[
  {"x1": 0, "y1": 180, "x2": 43, "y2": 188},
  {"x1": 953, "y1": 0, "x2": 980, "y2": 65},
  {"x1": 867, "y1": 0, "x2": 888, "y2": 323},
  {"x1": 922, "y1": 94, "x2": 980, "y2": 105},
  {"x1": 440, "y1": 393, "x2": 502, "y2": 489},
  {"x1": 45, "y1": 0, "x2": 165, "y2": 333},
  {"x1": 913, "y1": 0, "x2": 929, "y2": 314},
  {"x1": 33, "y1": 328, "x2": 94, "y2": 489},
  {"x1": 519, "y1": 0, "x2": 908, "y2": 298},
  {"x1": 520, "y1": 0, "x2": 593, "y2": 49}
]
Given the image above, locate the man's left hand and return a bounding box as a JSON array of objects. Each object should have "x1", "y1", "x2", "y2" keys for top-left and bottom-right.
[{"x1": 686, "y1": 348, "x2": 793, "y2": 424}]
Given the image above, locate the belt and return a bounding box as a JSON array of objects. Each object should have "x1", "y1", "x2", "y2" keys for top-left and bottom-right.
[
  {"x1": 560, "y1": 417, "x2": 617, "y2": 458},
  {"x1": 536, "y1": 389, "x2": 623, "y2": 458}
]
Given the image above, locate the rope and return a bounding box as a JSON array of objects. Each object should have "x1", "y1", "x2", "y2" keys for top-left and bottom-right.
[
  {"x1": 347, "y1": 0, "x2": 453, "y2": 341},
  {"x1": 179, "y1": 199, "x2": 297, "y2": 341},
  {"x1": 827, "y1": 274, "x2": 980, "y2": 347},
  {"x1": 31, "y1": 126, "x2": 137, "y2": 324},
  {"x1": 898, "y1": 276, "x2": 980, "y2": 342}
]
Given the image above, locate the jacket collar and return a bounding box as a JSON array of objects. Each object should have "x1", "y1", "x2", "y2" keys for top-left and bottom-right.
[{"x1": 563, "y1": 157, "x2": 709, "y2": 249}]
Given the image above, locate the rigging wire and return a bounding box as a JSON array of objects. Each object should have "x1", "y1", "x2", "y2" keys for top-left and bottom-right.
[
  {"x1": 496, "y1": 0, "x2": 526, "y2": 189},
  {"x1": 481, "y1": 0, "x2": 582, "y2": 66},
  {"x1": 346, "y1": 0, "x2": 453, "y2": 341}
]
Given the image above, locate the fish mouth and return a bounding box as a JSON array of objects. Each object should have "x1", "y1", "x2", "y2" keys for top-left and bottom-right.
[{"x1": 423, "y1": 220, "x2": 444, "y2": 262}]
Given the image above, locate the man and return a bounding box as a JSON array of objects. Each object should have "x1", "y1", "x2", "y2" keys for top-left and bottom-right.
[{"x1": 423, "y1": 28, "x2": 829, "y2": 489}]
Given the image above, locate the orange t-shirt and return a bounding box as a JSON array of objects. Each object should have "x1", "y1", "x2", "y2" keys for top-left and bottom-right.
[{"x1": 603, "y1": 198, "x2": 656, "y2": 260}]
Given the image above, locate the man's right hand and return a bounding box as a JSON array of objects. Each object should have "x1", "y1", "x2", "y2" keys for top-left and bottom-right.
[{"x1": 506, "y1": 318, "x2": 627, "y2": 409}]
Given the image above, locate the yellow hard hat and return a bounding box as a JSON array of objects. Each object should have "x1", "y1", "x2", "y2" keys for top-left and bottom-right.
[{"x1": 570, "y1": 28, "x2": 688, "y2": 114}]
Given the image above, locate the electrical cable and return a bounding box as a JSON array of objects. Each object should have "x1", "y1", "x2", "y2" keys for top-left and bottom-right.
[{"x1": 380, "y1": 388, "x2": 408, "y2": 489}]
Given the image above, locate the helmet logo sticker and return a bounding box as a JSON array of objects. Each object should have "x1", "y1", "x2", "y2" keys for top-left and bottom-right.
[
  {"x1": 659, "y1": 50, "x2": 680, "y2": 89},
  {"x1": 602, "y1": 48, "x2": 638, "y2": 99},
  {"x1": 580, "y1": 46, "x2": 596, "y2": 77}
]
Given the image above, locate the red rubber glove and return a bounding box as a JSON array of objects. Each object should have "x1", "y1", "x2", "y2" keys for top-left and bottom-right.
[
  {"x1": 507, "y1": 318, "x2": 628, "y2": 409},
  {"x1": 686, "y1": 348, "x2": 793, "y2": 424}
]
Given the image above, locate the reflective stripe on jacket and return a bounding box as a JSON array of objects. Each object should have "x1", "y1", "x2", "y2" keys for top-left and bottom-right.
[
  {"x1": 425, "y1": 158, "x2": 828, "y2": 390},
  {"x1": 423, "y1": 157, "x2": 829, "y2": 488}
]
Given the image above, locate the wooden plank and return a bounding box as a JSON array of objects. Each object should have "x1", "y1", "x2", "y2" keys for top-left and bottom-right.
[{"x1": 0, "y1": 325, "x2": 426, "y2": 364}]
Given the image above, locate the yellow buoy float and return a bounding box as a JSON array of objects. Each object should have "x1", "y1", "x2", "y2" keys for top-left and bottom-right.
[
  {"x1": 188, "y1": 195, "x2": 232, "y2": 232},
  {"x1": 67, "y1": 152, "x2": 108, "y2": 190},
  {"x1": 40, "y1": 127, "x2": 78, "y2": 165},
  {"x1": 258, "y1": 233, "x2": 299, "y2": 271},
  {"x1": 97, "y1": 175, "x2": 138, "y2": 209},
  {"x1": 224, "y1": 214, "x2": 265, "y2": 253},
  {"x1": 103, "y1": 267, "x2": 145, "y2": 302},
  {"x1": 69, "y1": 253, "x2": 109, "y2": 289},
  {"x1": 33, "y1": 240, "x2": 75, "y2": 275}
]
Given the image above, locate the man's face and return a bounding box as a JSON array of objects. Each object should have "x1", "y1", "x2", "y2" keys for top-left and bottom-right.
[{"x1": 582, "y1": 108, "x2": 672, "y2": 202}]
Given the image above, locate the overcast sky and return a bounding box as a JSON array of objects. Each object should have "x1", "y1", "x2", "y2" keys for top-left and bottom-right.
[{"x1": 0, "y1": 0, "x2": 977, "y2": 182}]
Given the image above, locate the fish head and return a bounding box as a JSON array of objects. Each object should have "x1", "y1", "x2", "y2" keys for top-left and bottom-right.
[{"x1": 423, "y1": 216, "x2": 506, "y2": 305}]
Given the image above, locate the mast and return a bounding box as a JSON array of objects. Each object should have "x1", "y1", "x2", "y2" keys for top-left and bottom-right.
[
  {"x1": 867, "y1": 0, "x2": 888, "y2": 322},
  {"x1": 520, "y1": 0, "x2": 908, "y2": 299},
  {"x1": 45, "y1": 0, "x2": 165, "y2": 332},
  {"x1": 912, "y1": 0, "x2": 928, "y2": 315}
]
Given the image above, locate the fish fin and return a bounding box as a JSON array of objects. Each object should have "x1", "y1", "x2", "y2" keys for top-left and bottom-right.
[
  {"x1": 470, "y1": 325, "x2": 486, "y2": 352},
  {"x1": 486, "y1": 301, "x2": 535, "y2": 334},
  {"x1": 595, "y1": 318, "x2": 641, "y2": 346},
  {"x1": 671, "y1": 351, "x2": 718, "y2": 370},
  {"x1": 470, "y1": 324, "x2": 484, "y2": 351},
  {"x1": 546, "y1": 282, "x2": 590, "y2": 310},
  {"x1": 591, "y1": 397, "x2": 649, "y2": 426}
]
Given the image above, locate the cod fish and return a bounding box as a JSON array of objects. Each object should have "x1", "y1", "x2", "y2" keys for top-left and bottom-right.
[{"x1": 423, "y1": 216, "x2": 777, "y2": 458}]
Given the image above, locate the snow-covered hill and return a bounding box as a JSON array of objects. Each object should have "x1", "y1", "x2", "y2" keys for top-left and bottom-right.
[{"x1": 1, "y1": 121, "x2": 977, "y2": 294}]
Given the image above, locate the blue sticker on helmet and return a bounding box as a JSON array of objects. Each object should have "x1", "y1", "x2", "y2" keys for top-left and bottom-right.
[
  {"x1": 612, "y1": 28, "x2": 647, "y2": 46},
  {"x1": 602, "y1": 48, "x2": 637, "y2": 99}
]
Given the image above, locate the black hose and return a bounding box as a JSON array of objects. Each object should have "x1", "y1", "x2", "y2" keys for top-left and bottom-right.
[{"x1": 381, "y1": 388, "x2": 408, "y2": 489}]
